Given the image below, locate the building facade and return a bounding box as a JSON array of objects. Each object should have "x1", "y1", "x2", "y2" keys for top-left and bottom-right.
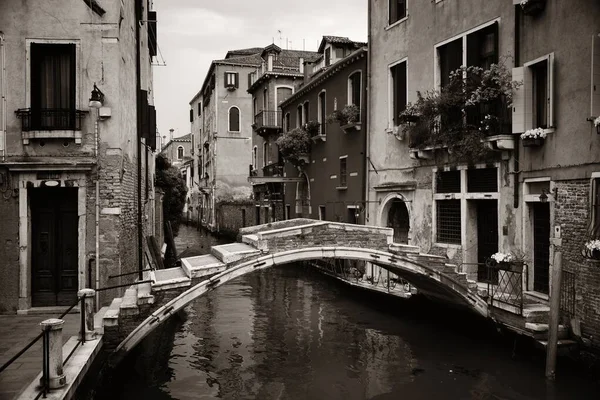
[
  {"x1": 280, "y1": 37, "x2": 368, "y2": 224},
  {"x1": 160, "y1": 133, "x2": 192, "y2": 167},
  {"x1": 189, "y1": 49, "x2": 260, "y2": 232},
  {"x1": 0, "y1": 0, "x2": 158, "y2": 312},
  {"x1": 368, "y1": 0, "x2": 600, "y2": 348},
  {"x1": 247, "y1": 44, "x2": 319, "y2": 224}
]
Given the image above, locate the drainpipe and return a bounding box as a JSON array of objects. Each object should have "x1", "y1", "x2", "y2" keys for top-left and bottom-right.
[
  {"x1": 95, "y1": 178, "x2": 100, "y2": 308},
  {"x1": 364, "y1": 0, "x2": 372, "y2": 225},
  {"x1": 0, "y1": 32, "x2": 5, "y2": 161},
  {"x1": 135, "y1": 0, "x2": 143, "y2": 280}
]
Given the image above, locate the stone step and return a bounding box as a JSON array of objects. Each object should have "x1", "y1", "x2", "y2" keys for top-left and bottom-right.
[
  {"x1": 103, "y1": 297, "x2": 123, "y2": 327},
  {"x1": 442, "y1": 264, "x2": 458, "y2": 274},
  {"x1": 181, "y1": 254, "x2": 226, "y2": 280},
  {"x1": 137, "y1": 281, "x2": 154, "y2": 305},
  {"x1": 525, "y1": 323, "x2": 569, "y2": 340},
  {"x1": 211, "y1": 242, "x2": 261, "y2": 264},
  {"x1": 523, "y1": 304, "x2": 550, "y2": 323},
  {"x1": 119, "y1": 286, "x2": 139, "y2": 317},
  {"x1": 151, "y1": 267, "x2": 191, "y2": 291},
  {"x1": 456, "y1": 272, "x2": 468, "y2": 285},
  {"x1": 535, "y1": 339, "x2": 579, "y2": 356},
  {"x1": 467, "y1": 279, "x2": 478, "y2": 291}
]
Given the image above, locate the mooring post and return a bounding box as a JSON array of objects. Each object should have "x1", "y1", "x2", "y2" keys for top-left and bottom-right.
[
  {"x1": 545, "y1": 251, "x2": 562, "y2": 380},
  {"x1": 40, "y1": 319, "x2": 66, "y2": 389},
  {"x1": 78, "y1": 288, "x2": 97, "y2": 341}
]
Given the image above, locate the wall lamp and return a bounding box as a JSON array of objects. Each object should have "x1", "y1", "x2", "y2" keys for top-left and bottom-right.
[{"x1": 89, "y1": 83, "x2": 105, "y2": 108}]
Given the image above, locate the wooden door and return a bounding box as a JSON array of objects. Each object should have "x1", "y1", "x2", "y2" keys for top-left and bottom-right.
[{"x1": 31, "y1": 188, "x2": 78, "y2": 307}]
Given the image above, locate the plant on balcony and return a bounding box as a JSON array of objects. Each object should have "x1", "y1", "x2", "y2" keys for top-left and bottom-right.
[
  {"x1": 399, "y1": 62, "x2": 521, "y2": 161},
  {"x1": 582, "y1": 239, "x2": 600, "y2": 261},
  {"x1": 594, "y1": 116, "x2": 600, "y2": 134},
  {"x1": 275, "y1": 127, "x2": 311, "y2": 165},
  {"x1": 327, "y1": 104, "x2": 360, "y2": 126},
  {"x1": 490, "y1": 251, "x2": 525, "y2": 272},
  {"x1": 520, "y1": 127, "x2": 547, "y2": 147},
  {"x1": 304, "y1": 120, "x2": 321, "y2": 137}
]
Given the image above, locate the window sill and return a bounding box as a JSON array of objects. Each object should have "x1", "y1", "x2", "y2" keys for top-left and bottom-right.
[
  {"x1": 336, "y1": 186, "x2": 348, "y2": 191},
  {"x1": 433, "y1": 242, "x2": 461, "y2": 249},
  {"x1": 385, "y1": 16, "x2": 408, "y2": 31},
  {"x1": 22, "y1": 130, "x2": 82, "y2": 145}
]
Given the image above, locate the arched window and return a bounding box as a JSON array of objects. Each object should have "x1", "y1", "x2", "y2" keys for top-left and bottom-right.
[
  {"x1": 177, "y1": 146, "x2": 184, "y2": 160},
  {"x1": 229, "y1": 106, "x2": 240, "y2": 132}
]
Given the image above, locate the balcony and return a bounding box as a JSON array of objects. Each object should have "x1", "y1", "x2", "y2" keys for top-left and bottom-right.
[
  {"x1": 310, "y1": 123, "x2": 327, "y2": 142},
  {"x1": 248, "y1": 162, "x2": 302, "y2": 184},
  {"x1": 253, "y1": 110, "x2": 282, "y2": 137},
  {"x1": 15, "y1": 108, "x2": 88, "y2": 145}
]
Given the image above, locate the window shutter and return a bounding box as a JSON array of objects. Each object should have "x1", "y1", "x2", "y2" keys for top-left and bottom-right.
[
  {"x1": 248, "y1": 73, "x2": 252, "y2": 89},
  {"x1": 235, "y1": 72, "x2": 239, "y2": 88},
  {"x1": 512, "y1": 67, "x2": 526, "y2": 133},
  {"x1": 592, "y1": 34, "x2": 600, "y2": 117},
  {"x1": 189, "y1": 108, "x2": 193, "y2": 123},
  {"x1": 547, "y1": 52, "x2": 555, "y2": 128},
  {"x1": 140, "y1": 89, "x2": 148, "y2": 139},
  {"x1": 148, "y1": 105, "x2": 157, "y2": 150},
  {"x1": 148, "y1": 11, "x2": 157, "y2": 57}
]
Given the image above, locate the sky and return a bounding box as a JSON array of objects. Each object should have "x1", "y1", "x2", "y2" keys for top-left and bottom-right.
[{"x1": 153, "y1": 0, "x2": 368, "y2": 142}]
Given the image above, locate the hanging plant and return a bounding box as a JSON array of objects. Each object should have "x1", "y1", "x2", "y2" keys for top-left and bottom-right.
[{"x1": 275, "y1": 127, "x2": 311, "y2": 165}]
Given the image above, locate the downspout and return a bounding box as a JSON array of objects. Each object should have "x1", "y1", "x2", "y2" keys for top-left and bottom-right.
[
  {"x1": 0, "y1": 32, "x2": 6, "y2": 161},
  {"x1": 135, "y1": 0, "x2": 143, "y2": 280},
  {"x1": 513, "y1": 5, "x2": 521, "y2": 209},
  {"x1": 364, "y1": 0, "x2": 372, "y2": 225},
  {"x1": 95, "y1": 178, "x2": 100, "y2": 308}
]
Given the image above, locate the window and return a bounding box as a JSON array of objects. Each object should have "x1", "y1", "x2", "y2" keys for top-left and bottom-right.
[
  {"x1": 389, "y1": 0, "x2": 407, "y2": 25},
  {"x1": 263, "y1": 141, "x2": 268, "y2": 167},
  {"x1": 348, "y1": 72, "x2": 361, "y2": 110},
  {"x1": 30, "y1": 43, "x2": 76, "y2": 130},
  {"x1": 513, "y1": 53, "x2": 555, "y2": 133},
  {"x1": 285, "y1": 204, "x2": 291, "y2": 220},
  {"x1": 284, "y1": 112, "x2": 291, "y2": 132},
  {"x1": 197, "y1": 102, "x2": 201, "y2": 116},
  {"x1": 224, "y1": 71, "x2": 238, "y2": 89},
  {"x1": 263, "y1": 87, "x2": 268, "y2": 110},
  {"x1": 303, "y1": 102, "x2": 309, "y2": 125},
  {"x1": 253, "y1": 97, "x2": 257, "y2": 117},
  {"x1": 319, "y1": 205, "x2": 326, "y2": 220},
  {"x1": 339, "y1": 157, "x2": 347, "y2": 187},
  {"x1": 228, "y1": 106, "x2": 240, "y2": 131},
  {"x1": 252, "y1": 146, "x2": 257, "y2": 170},
  {"x1": 318, "y1": 91, "x2": 326, "y2": 135},
  {"x1": 436, "y1": 200, "x2": 461, "y2": 244},
  {"x1": 189, "y1": 109, "x2": 193, "y2": 123},
  {"x1": 591, "y1": 177, "x2": 600, "y2": 238},
  {"x1": 297, "y1": 105, "x2": 302, "y2": 128},
  {"x1": 177, "y1": 146, "x2": 184, "y2": 160},
  {"x1": 390, "y1": 61, "x2": 407, "y2": 126},
  {"x1": 325, "y1": 48, "x2": 331, "y2": 66}
]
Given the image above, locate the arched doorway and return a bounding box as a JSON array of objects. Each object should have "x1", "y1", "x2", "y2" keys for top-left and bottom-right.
[
  {"x1": 295, "y1": 173, "x2": 311, "y2": 217},
  {"x1": 383, "y1": 197, "x2": 410, "y2": 244}
]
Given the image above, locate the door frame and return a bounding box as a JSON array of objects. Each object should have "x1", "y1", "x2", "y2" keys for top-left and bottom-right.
[
  {"x1": 15, "y1": 170, "x2": 88, "y2": 312},
  {"x1": 522, "y1": 178, "x2": 555, "y2": 296}
]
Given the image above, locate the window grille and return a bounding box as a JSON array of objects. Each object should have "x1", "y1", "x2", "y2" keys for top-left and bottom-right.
[
  {"x1": 467, "y1": 168, "x2": 498, "y2": 192},
  {"x1": 436, "y1": 200, "x2": 461, "y2": 244},
  {"x1": 436, "y1": 170, "x2": 461, "y2": 193}
]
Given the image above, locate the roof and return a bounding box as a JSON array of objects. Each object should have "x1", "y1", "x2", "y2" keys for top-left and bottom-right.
[
  {"x1": 225, "y1": 47, "x2": 264, "y2": 59},
  {"x1": 171, "y1": 133, "x2": 191, "y2": 142},
  {"x1": 317, "y1": 36, "x2": 367, "y2": 53}
]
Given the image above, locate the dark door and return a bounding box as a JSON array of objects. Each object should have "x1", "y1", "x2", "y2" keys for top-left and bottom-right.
[
  {"x1": 387, "y1": 199, "x2": 410, "y2": 244},
  {"x1": 31, "y1": 188, "x2": 78, "y2": 307},
  {"x1": 255, "y1": 206, "x2": 261, "y2": 225},
  {"x1": 347, "y1": 208, "x2": 358, "y2": 224},
  {"x1": 533, "y1": 203, "x2": 550, "y2": 294},
  {"x1": 476, "y1": 200, "x2": 499, "y2": 283}
]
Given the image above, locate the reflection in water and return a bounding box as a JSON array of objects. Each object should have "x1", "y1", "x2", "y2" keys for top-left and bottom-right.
[{"x1": 95, "y1": 226, "x2": 599, "y2": 399}]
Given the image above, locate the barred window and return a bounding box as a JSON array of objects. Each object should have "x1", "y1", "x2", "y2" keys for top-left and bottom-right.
[
  {"x1": 436, "y1": 170, "x2": 461, "y2": 193},
  {"x1": 467, "y1": 167, "x2": 498, "y2": 192},
  {"x1": 437, "y1": 200, "x2": 461, "y2": 244}
]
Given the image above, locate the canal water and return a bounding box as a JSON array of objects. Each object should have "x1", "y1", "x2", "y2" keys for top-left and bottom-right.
[{"x1": 95, "y1": 225, "x2": 599, "y2": 399}]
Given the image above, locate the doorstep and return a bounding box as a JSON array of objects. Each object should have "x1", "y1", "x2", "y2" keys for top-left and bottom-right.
[{"x1": 16, "y1": 306, "x2": 80, "y2": 316}]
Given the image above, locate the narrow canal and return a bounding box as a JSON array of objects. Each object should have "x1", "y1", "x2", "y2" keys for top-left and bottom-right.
[{"x1": 95, "y1": 225, "x2": 599, "y2": 399}]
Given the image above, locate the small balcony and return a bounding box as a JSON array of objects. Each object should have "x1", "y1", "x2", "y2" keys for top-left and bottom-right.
[
  {"x1": 248, "y1": 162, "x2": 302, "y2": 184},
  {"x1": 253, "y1": 110, "x2": 282, "y2": 137},
  {"x1": 15, "y1": 108, "x2": 88, "y2": 144}
]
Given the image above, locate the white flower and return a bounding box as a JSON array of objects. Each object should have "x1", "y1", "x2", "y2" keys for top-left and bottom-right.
[
  {"x1": 520, "y1": 0, "x2": 530, "y2": 5},
  {"x1": 585, "y1": 239, "x2": 600, "y2": 252},
  {"x1": 594, "y1": 116, "x2": 600, "y2": 127},
  {"x1": 491, "y1": 252, "x2": 514, "y2": 263},
  {"x1": 520, "y1": 127, "x2": 547, "y2": 140}
]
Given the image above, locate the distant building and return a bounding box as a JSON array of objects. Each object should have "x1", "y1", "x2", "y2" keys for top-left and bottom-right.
[
  {"x1": 189, "y1": 48, "x2": 261, "y2": 231},
  {"x1": 0, "y1": 0, "x2": 159, "y2": 312},
  {"x1": 247, "y1": 44, "x2": 320, "y2": 224},
  {"x1": 279, "y1": 36, "x2": 367, "y2": 224},
  {"x1": 160, "y1": 133, "x2": 192, "y2": 167}
]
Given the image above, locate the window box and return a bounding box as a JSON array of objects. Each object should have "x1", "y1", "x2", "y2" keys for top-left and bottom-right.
[
  {"x1": 341, "y1": 122, "x2": 361, "y2": 133},
  {"x1": 409, "y1": 147, "x2": 434, "y2": 160},
  {"x1": 522, "y1": 137, "x2": 544, "y2": 147},
  {"x1": 483, "y1": 134, "x2": 515, "y2": 151},
  {"x1": 311, "y1": 134, "x2": 326, "y2": 143}
]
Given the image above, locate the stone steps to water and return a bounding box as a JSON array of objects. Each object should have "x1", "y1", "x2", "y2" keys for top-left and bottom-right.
[
  {"x1": 151, "y1": 267, "x2": 191, "y2": 291},
  {"x1": 119, "y1": 286, "x2": 139, "y2": 317},
  {"x1": 103, "y1": 297, "x2": 123, "y2": 327},
  {"x1": 523, "y1": 304, "x2": 551, "y2": 323}
]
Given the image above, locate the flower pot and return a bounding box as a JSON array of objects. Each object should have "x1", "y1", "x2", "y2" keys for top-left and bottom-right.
[
  {"x1": 484, "y1": 134, "x2": 515, "y2": 151},
  {"x1": 522, "y1": 137, "x2": 544, "y2": 147},
  {"x1": 521, "y1": 0, "x2": 546, "y2": 16},
  {"x1": 497, "y1": 261, "x2": 524, "y2": 273},
  {"x1": 298, "y1": 154, "x2": 309, "y2": 164}
]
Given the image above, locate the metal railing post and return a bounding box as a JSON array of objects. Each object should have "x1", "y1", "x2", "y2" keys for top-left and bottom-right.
[
  {"x1": 39, "y1": 319, "x2": 66, "y2": 390},
  {"x1": 78, "y1": 289, "x2": 97, "y2": 342}
]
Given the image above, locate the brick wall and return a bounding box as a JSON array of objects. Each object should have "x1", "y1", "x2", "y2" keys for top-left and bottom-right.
[
  {"x1": 571, "y1": 260, "x2": 600, "y2": 350},
  {"x1": 216, "y1": 200, "x2": 255, "y2": 239},
  {"x1": 555, "y1": 179, "x2": 590, "y2": 264}
]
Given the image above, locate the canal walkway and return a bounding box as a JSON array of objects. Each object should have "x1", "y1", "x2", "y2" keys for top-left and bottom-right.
[{"x1": 0, "y1": 313, "x2": 79, "y2": 400}]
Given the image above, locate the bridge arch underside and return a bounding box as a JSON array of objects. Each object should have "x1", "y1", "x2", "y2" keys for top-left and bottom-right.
[{"x1": 114, "y1": 247, "x2": 488, "y2": 362}]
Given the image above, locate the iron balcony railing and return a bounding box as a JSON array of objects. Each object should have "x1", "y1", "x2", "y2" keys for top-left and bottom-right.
[
  {"x1": 15, "y1": 108, "x2": 87, "y2": 131},
  {"x1": 263, "y1": 163, "x2": 284, "y2": 177},
  {"x1": 254, "y1": 110, "x2": 282, "y2": 130}
]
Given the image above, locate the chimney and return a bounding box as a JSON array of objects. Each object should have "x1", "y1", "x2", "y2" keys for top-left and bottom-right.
[
  {"x1": 303, "y1": 60, "x2": 312, "y2": 82},
  {"x1": 299, "y1": 57, "x2": 304, "y2": 73}
]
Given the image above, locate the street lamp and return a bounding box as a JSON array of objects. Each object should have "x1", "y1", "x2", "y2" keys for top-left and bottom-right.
[{"x1": 89, "y1": 83, "x2": 104, "y2": 108}]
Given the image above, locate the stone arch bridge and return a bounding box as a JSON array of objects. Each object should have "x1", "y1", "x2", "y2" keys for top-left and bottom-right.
[{"x1": 101, "y1": 219, "x2": 494, "y2": 364}]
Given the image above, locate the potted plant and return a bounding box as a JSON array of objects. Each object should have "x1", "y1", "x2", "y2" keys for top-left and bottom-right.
[
  {"x1": 328, "y1": 104, "x2": 361, "y2": 132},
  {"x1": 594, "y1": 116, "x2": 600, "y2": 135},
  {"x1": 520, "y1": 0, "x2": 546, "y2": 16},
  {"x1": 520, "y1": 127, "x2": 547, "y2": 147},
  {"x1": 490, "y1": 252, "x2": 524, "y2": 273},
  {"x1": 582, "y1": 239, "x2": 600, "y2": 261},
  {"x1": 275, "y1": 127, "x2": 311, "y2": 166},
  {"x1": 304, "y1": 120, "x2": 321, "y2": 137}
]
